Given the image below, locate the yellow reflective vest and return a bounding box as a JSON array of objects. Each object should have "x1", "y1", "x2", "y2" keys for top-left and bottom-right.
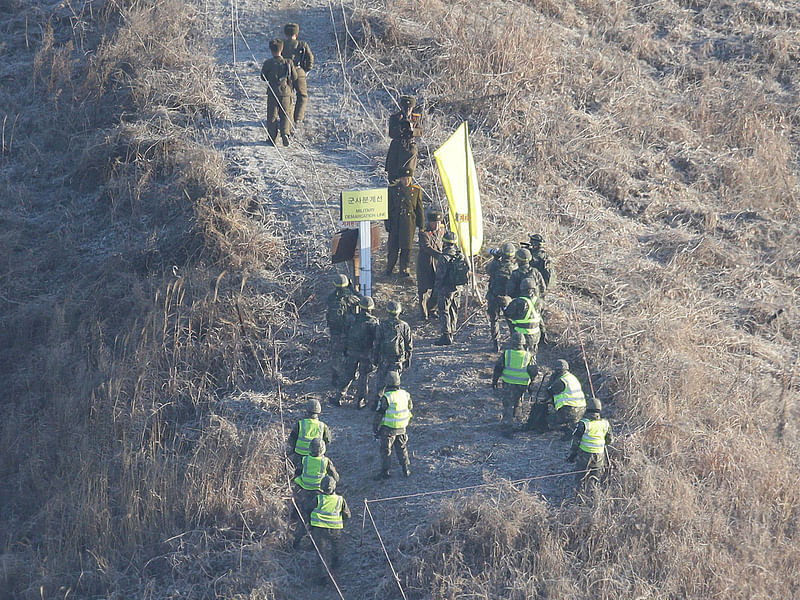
[
  {"x1": 501, "y1": 349, "x2": 533, "y2": 386},
  {"x1": 380, "y1": 389, "x2": 412, "y2": 429},
  {"x1": 553, "y1": 372, "x2": 586, "y2": 410},
  {"x1": 578, "y1": 418, "x2": 610, "y2": 454},
  {"x1": 511, "y1": 296, "x2": 541, "y2": 336},
  {"x1": 310, "y1": 493, "x2": 344, "y2": 529},
  {"x1": 294, "y1": 455, "x2": 329, "y2": 490},
  {"x1": 294, "y1": 418, "x2": 323, "y2": 456}
]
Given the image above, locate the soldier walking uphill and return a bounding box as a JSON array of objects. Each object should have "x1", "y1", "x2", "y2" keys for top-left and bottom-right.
[
  {"x1": 417, "y1": 209, "x2": 444, "y2": 319},
  {"x1": 507, "y1": 248, "x2": 546, "y2": 300},
  {"x1": 526, "y1": 233, "x2": 556, "y2": 294},
  {"x1": 373, "y1": 371, "x2": 413, "y2": 479},
  {"x1": 280, "y1": 23, "x2": 314, "y2": 125},
  {"x1": 260, "y1": 39, "x2": 297, "y2": 147},
  {"x1": 326, "y1": 274, "x2": 360, "y2": 385},
  {"x1": 293, "y1": 437, "x2": 339, "y2": 533},
  {"x1": 294, "y1": 475, "x2": 351, "y2": 582},
  {"x1": 492, "y1": 332, "x2": 538, "y2": 437},
  {"x1": 372, "y1": 300, "x2": 413, "y2": 408},
  {"x1": 486, "y1": 242, "x2": 517, "y2": 351},
  {"x1": 384, "y1": 167, "x2": 424, "y2": 278},
  {"x1": 434, "y1": 231, "x2": 469, "y2": 346},
  {"x1": 288, "y1": 398, "x2": 332, "y2": 468},
  {"x1": 567, "y1": 397, "x2": 612, "y2": 490},
  {"x1": 503, "y1": 278, "x2": 542, "y2": 353},
  {"x1": 385, "y1": 95, "x2": 421, "y2": 183},
  {"x1": 331, "y1": 296, "x2": 379, "y2": 409}
]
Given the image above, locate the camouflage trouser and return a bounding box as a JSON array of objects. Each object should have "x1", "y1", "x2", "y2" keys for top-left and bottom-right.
[
  {"x1": 291, "y1": 487, "x2": 316, "y2": 529},
  {"x1": 378, "y1": 428, "x2": 410, "y2": 475},
  {"x1": 293, "y1": 69, "x2": 308, "y2": 122},
  {"x1": 329, "y1": 331, "x2": 345, "y2": 385},
  {"x1": 337, "y1": 353, "x2": 374, "y2": 403},
  {"x1": 310, "y1": 527, "x2": 343, "y2": 575},
  {"x1": 373, "y1": 360, "x2": 404, "y2": 408},
  {"x1": 418, "y1": 287, "x2": 438, "y2": 319},
  {"x1": 267, "y1": 92, "x2": 293, "y2": 139},
  {"x1": 575, "y1": 449, "x2": 607, "y2": 490},
  {"x1": 549, "y1": 405, "x2": 585, "y2": 434},
  {"x1": 438, "y1": 289, "x2": 462, "y2": 336},
  {"x1": 499, "y1": 384, "x2": 526, "y2": 432},
  {"x1": 520, "y1": 329, "x2": 541, "y2": 354}
]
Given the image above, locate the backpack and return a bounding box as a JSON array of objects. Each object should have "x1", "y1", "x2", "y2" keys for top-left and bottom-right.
[
  {"x1": 277, "y1": 61, "x2": 293, "y2": 94},
  {"x1": 326, "y1": 291, "x2": 355, "y2": 332},
  {"x1": 380, "y1": 321, "x2": 404, "y2": 361},
  {"x1": 488, "y1": 260, "x2": 513, "y2": 297},
  {"x1": 298, "y1": 45, "x2": 313, "y2": 72},
  {"x1": 447, "y1": 254, "x2": 470, "y2": 287}
]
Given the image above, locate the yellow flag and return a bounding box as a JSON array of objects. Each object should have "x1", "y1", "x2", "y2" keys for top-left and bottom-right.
[{"x1": 433, "y1": 122, "x2": 483, "y2": 256}]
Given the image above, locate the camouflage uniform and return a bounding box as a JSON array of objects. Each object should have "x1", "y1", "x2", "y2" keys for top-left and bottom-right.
[
  {"x1": 326, "y1": 286, "x2": 360, "y2": 384},
  {"x1": 372, "y1": 317, "x2": 413, "y2": 406},
  {"x1": 385, "y1": 179, "x2": 424, "y2": 276},
  {"x1": 568, "y1": 412, "x2": 613, "y2": 490},
  {"x1": 260, "y1": 52, "x2": 297, "y2": 143},
  {"x1": 503, "y1": 294, "x2": 542, "y2": 354},
  {"x1": 507, "y1": 263, "x2": 545, "y2": 299},
  {"x1": 530, "y1": 247, "x2": 556, "y2": 294},
  {"x1": 308, "y1": 492, "x2": 350, "y2": 576},
  {"x1": 486, "y1": 255, "x2": 515, "y2": 349},
  {"x1": 281, "y1": 27, "x2": 314, "y2": 123},
  {"x1": 546, "y1": 370, "x2": 586, "y2": 434},
  {"x1": 492, "y1": 346, "x2": 538, "y2": 435},
  {"x1": 417, "y1": 219, "x2": 443, "y2": 319},
  {"x1": 434, "y1": 243, "x2": 465, "y2": 344},
  {"x1": 334, "y1": 309, "x2": 379, "y2": 406},
  {"x1": 373, "y1": 385, "x2": 413, "y2": 477}
]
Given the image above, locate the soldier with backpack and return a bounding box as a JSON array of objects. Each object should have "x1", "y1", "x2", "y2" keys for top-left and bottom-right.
[
  {"x1": 434, "y1": 231, "x2": 469, "y2": 346},
  {"x1": 281, "y1": 23, "x2": 314, "y2": 125},
  {"x1": 325, "y1": 274, "x2": 360, "y2": 385},
  {"x1": 331, "y1": 296, "x2": 379, "y2": 408},
  {"x1": 260, "y1": 38, "x2": 297, "y2": 146},
  {"x1": 486, "y1": 242, "x2": 517, "y2": 351},
  {"x1": 372, "y1": 300, "x2": 413, "y2": 408}
]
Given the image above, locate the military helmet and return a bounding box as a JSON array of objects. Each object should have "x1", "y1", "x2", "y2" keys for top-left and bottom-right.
[
  {"x1": 399, "y1": 95, "x2": 417, "y2": 109},
  {"x1": 309, "y1": 437, "x2": 326, "y2": 456},
  {"x1": 510, "y1": 332, "x2": 526, "y2": 349},
  {"x1": 360, "y1": 296, "x2": 375, "y2": 311},
  {"x1": 520, "y1": 278, "x2": 537, "y2": 293},
  {"x1": 385, "y1": 370, "x2": 401, "y2": 387},
  {"x1": 554, "y1": 359, "x2": 569, "y2": 372},
  {"x1": 284, "y1": 23, "x2": 299, "y2": 36},
  {"x1": 387, "y1": 300, "x2": 402, "y2": 315},
  {"x1": 586, "y1": 397, "x2": 602, "y2": 413},
  {"x1": 306, "y1": 398, "x2": 322, "y2": 415},
  {"x1": 529, "y1": 233, "x2": 544, "y2": 246},
  {"x1": 333, "y1": 273, "x2": 350, "y2": 288},
  {"x1": 515, "y1": 248, "x2": 532, "y2": 263},
  {"x1": 502, "y1": 242, "x2": 516, "y2": 257},
  {"x1": 443, "y1": 231, "x2": 457, "y2": 245},
  {"x1": 427, "y1": 210, "x2": 443, "y2": 222},
  {"x1": 498, "y1": 295, "x2": 512, "y2": 308},
  {"x1": 320, "y1": 475, "x2": 336, "y2": 494}
]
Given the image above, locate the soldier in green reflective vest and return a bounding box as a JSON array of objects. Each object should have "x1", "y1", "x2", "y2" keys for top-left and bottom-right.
[
  {"x1": 293, "y1": 476, "x2": 351, "y2": 578},
  {"x1": 492, "y1": 332, "x2": 538, "y2": 436},
  {"x1": 287, "y1": 398, "x2": 332, "y2": 467},
  {"x1": 503, "y1": 278, "x2": 542, "y2": 353},
  {"x1": 373, "y1": 371, "x2": 413, "y2": 479},
  {"x1": 567, "y1": 397, "x2": 612, "y2": 490},
  {"x1": 546, "y1": 359, "x2": 587, "y2": 436},
  {"x1": 293, "y1": 437, "x2": 340, "y2": 520}
]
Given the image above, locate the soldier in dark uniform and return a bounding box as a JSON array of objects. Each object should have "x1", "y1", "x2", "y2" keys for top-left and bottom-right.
[
  {"x1": 325, "y1": 274, "x2": 360, "y2": 385},
  {"x1": 527, "y1": 233, "x2": 556, "y2": 294},
  {"x1": 486, "y1": 242, "x2": 516, "y2": 351},
  {"x1": 372, "y1": 300, "x2": 413, "y2": 408},
  {"x1": 417, "y1": 209, "x2": 444, "y2": 319},
  {"x1": 385, "y1": 95, "x2": 421, "y2": 183},
  {"x1": 281, "y1": 23, "x2": 314, "y2": 124},
  {"x1": 384, "y1": 167, "x2": 424, "y2": 278},
  {"x1": 506, "y1": 248, "x2": 545, "y2": 299},
  {"x1": 260, "y1": 38, "x2": 297, "y2": 146},
  {"x1": 433, "y1": 231, "x2": 465, "y2": 346},
  {"x1": 331, "y1": 296, "x2": 378, "y2": 408}
]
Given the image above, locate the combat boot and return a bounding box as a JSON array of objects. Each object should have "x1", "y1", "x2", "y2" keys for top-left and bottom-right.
[
  {"x1": 491, "y1": 339, "x2": 500, "y2": 352},
  {"x1": 434, "y1": 334, "x2": 453, "y2": 346},
  {"x1": 328, "y1": 393, "x2": 344, "y2": 407},
  {"x1": 281, "y1": 134, "x2": 290, "y2": 147}
]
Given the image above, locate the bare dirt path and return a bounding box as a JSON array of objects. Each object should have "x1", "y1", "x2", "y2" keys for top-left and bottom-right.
[{"x1": 205, "y1": 1, "x2": 576, "y2": 597}]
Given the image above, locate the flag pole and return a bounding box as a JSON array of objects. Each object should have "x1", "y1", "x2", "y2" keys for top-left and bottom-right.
[{"x1": 464, "y1": 122, "x2": 478, "y2": 301}]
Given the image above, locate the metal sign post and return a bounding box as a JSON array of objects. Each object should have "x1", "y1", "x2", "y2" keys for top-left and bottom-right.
[{"x1": 340, "y1": 188, "x2": 389, "y2": 299}]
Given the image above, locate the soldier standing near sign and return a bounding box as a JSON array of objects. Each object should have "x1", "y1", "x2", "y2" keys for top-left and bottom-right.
[
  {"x1": 384, "y1": 167, "x2": 424, "y2": 278},
  {"x1": 417, "y1": 210, "x2": 444, "y2": 319}
]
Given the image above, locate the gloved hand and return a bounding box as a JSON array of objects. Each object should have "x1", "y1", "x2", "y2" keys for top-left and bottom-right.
[{"x1": 566, "y1": 452, "x2": 577, "y2": 463}]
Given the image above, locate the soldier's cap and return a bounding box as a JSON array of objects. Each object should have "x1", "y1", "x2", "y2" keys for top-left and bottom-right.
[
  {"x1": 427, "y1": 210, "x2": 443, "y2": 222},
  {"x1": 284, "y1": 23, "x2": 299, "y2": 36},
  {"x1": 269, "y1": 38, "x2": 284, "y2": 53},
  {"x1": 399, "y1": 95, "x2": 417, "y2": 109},
  {"x1": 529, "y1": 233, "x2": 544, "y2": 245},
  {"x1": 443, "y1": 230, "x2": 457, "y2": 244},
  {"x1": 360, "y1": 296, "x2": 375, "y2": 310},
  {"x1": 399, "y1": 166, "x2": 414, "y2": 178}
]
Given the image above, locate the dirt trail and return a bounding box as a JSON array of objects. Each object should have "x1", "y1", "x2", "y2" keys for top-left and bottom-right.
[{"x1": 207, "y1": 1, "x2": 575, "y2": 597}]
